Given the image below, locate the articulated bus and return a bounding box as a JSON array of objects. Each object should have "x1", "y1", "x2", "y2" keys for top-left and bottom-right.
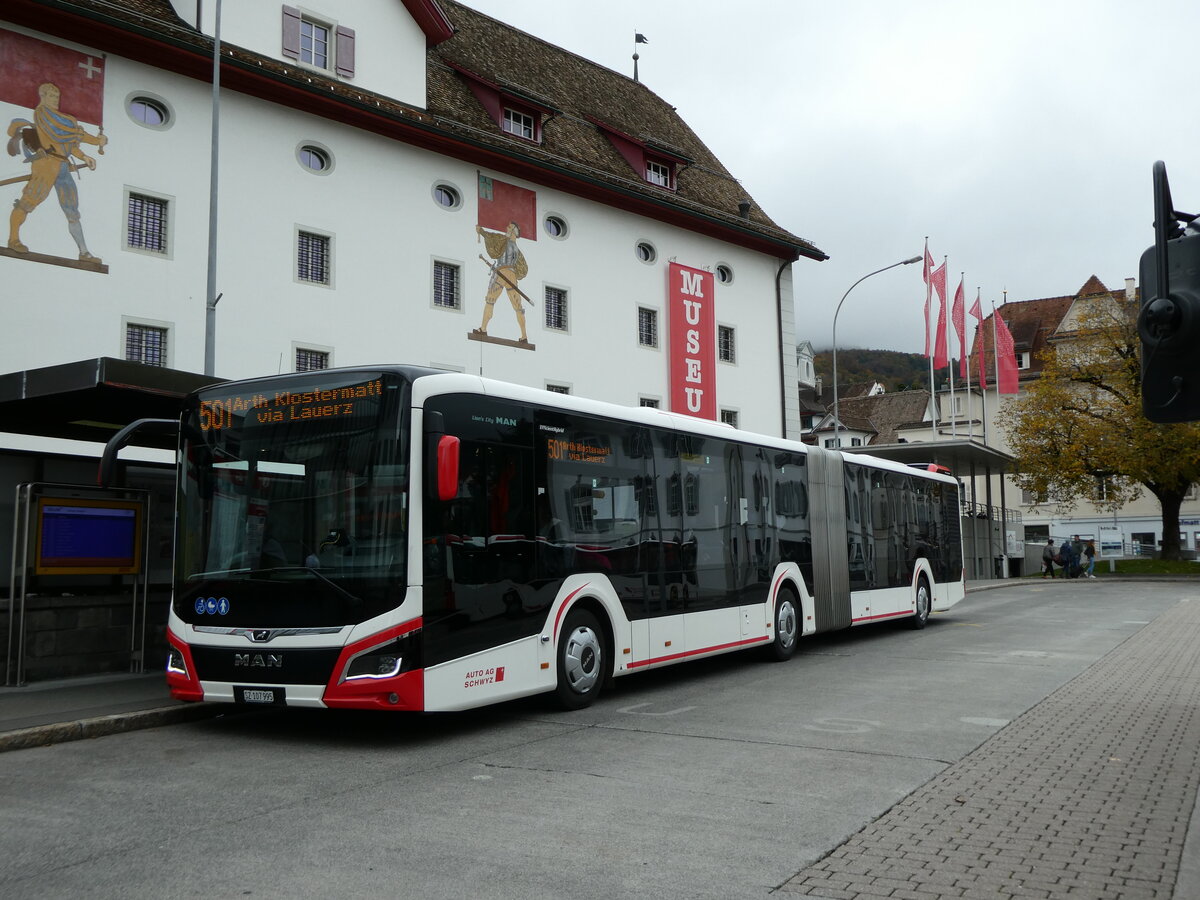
[{"x1": 126, "y1": 365, "x2": 964, "y2": 712}]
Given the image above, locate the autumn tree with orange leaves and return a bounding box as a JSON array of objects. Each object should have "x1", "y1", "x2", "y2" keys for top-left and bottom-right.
[{"x1": 1001, "y1": 292, "x2": 1200, "y2": 560}]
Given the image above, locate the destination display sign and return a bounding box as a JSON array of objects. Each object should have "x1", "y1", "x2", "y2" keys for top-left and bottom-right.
[{"x1": 197, "y1": 378, "x2": 384, "y2": 431}]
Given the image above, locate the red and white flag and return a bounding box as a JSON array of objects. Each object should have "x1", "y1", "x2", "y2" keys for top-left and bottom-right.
[
  {"x1": 952, "y1": 276, "x2": 967, "y2": 378},
  {"x1": 969, "y1": 292, "x2": 985, "y2": 388},
  {"x1": 995, "y1": 312, "x2": 1020, "y2": 395},
  {"x1": 0, "y1": 29, "x2": 105, "y2": 126},
  {"x1": 922, "y1": 241, "x2": 934, "y2": 357},
  {"x1": 930, "y1": 260, "x2": 949, "y2": 369}
]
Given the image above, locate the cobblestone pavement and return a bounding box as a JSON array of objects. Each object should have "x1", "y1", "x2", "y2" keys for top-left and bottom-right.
[{"x1": 777, "y1": 596, "x2": 1200, "y2": 899}]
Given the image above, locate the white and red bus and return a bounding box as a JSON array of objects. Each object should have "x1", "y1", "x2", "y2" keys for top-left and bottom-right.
[{"x1": 115, "y1": 365, "x2": 964, "y2": 712}]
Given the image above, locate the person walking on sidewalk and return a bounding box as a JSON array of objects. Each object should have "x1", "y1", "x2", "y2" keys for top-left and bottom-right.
[
  {"x1": 1059, "y1": 537, "x2": 1075, "y2": 579},
  {"x1": 1084, "y1": 539, "x2": 1097, "y2": 578},
  {"x1": 1041, "y1": 538, "x2": 1057, "y2": 578}
]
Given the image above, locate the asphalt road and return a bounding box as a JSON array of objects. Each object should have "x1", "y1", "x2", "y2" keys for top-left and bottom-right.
[{"x1": 0, "y1": 580, "x2": 1180, "y2": 899}]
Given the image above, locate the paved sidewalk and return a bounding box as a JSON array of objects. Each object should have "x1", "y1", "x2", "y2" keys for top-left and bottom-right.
[{"x1": 777, "y1": 593, "x2": 1200, "y2": 899}]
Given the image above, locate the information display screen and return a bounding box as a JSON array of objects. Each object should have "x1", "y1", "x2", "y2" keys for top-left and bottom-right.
[
  {"x1": 35, "y1": 497, "x2": 143, "y2": 575},
  {"x1": 197, "y1": 378, "x2": 384, "y2": 432}
]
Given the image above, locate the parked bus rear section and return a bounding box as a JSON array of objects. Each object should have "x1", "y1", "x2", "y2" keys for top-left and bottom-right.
[{"x1": 131, "y1": 364, "x2": 964, "y2": 713}]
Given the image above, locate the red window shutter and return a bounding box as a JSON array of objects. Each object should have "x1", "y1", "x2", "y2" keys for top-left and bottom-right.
[
  {"x1": 335, "y1": 26, "x2": 356, "y2": 77},
  {"x1": 281, "y1": 5, "x2": 301, "y2": 60}
]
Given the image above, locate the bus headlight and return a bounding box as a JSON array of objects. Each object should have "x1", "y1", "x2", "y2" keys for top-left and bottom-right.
[
  {"x1": 344, "y1": 646, "x2": 403, "y2": 680},
  {"x1": 166, "y1": 647, "x2": 189, "y2": 677}
]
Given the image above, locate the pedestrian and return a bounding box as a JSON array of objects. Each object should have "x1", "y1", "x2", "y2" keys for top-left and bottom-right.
[
  {"x1": 1059, "y1": 537, "x2": 1075, "y2": 579},
  {"x1": 1041, "y1": 538, "x2": 1056, "y2": 578},
  {"x1": 1084, "y1": 539, "x2": 1097, "y2": 578}
]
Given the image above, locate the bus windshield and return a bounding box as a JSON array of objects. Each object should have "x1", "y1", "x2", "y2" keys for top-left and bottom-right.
[{"x1": 175, "y1": 371, "x2": 410, "y2": 627}]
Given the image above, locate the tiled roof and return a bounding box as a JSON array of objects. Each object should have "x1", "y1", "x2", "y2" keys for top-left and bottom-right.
[
  {"x1": 9, "y1": 0, "x2": 821, "y2": 259},
  {"x1": 837, "y1": 390, "x2": 930, "y2": 444},
  {"x1": 968, "y1": 278, "x2": 1139, "y2": 385}
]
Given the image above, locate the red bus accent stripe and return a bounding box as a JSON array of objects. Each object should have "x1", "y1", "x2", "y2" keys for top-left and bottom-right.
[
  {"x1": 852, "y1": 610, "x2": 914, "y2": 623},
  {"x1": 627, "y1": 635, "x2": 770, "y2": 669},
  {"x1": 552, "y1": 583, "x2": 590, "y2": 639}
]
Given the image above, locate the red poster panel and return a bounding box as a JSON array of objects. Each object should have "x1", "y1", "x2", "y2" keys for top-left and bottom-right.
[
  {"x1": 668, "y1": 263, "x2": 716, "y2": 420},
  {"x1": 477, "y1": 174, "x2": 536, "y2": 240},
  {"x1": 0, "y1": 29, "x2": 106, "y2": 126}
]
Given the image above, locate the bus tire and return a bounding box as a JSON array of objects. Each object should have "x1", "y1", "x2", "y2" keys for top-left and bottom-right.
[
  {"x1": 767, "y1": 588, "x2": 799, "y2": 661},
  {"x1": 555, "y1": 608, "x2": 605, "y2": 710},
  {"x1": 910, "y1": 576, "x2": 931, "y2": 630}
]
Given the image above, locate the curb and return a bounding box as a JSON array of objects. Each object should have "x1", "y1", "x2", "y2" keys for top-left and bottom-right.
[{"x1": 0, "y1": 702, "x2": 233, "y2": 754}]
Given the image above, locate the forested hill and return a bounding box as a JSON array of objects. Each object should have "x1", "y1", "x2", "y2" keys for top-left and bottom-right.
[{"x1": 812, "y1": 348, "x2": 956, "y2": 392}]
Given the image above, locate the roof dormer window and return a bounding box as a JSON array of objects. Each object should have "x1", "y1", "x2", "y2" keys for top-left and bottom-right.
[
  {"x1": 282, "y1": 6, "x2": 355, "y2": 78},
  {"x1": 645, "y1": 158, "x2": 673, "y2": 188},
  {"x1": 502, "y1": 107, "x2": 536, "y2": 141},
  {"x1": 448, "y1": 62, "x2": 553, "y2": 145}
]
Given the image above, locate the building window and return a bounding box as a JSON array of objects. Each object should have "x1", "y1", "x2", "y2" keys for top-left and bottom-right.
[
  {"x1": 1017, "y1": 351, "x2": 1031, "y2": 370},
  {"x1": 502, "y1": 107, "x2": 536, "y2": 141},
  {"x1": 432, "y1": 260, "x2": 461, "y2": 310},
  {"x1": 127, "y1": 96, "x2": 169, "y2": 128},
  {"x1": 125, "y1": 323, "x2": 167, "y2": 367},
  {"x1": 547, "y1": 384, "x2": 570, "y2": 394},
  {"x1": 295, "y1": 348, "x2": 329, "y2": 372},
  {"x1": 638, "y1": 307, "x2": 658, "y2": 348},
  {"x1": 433, "y1": 182, "x2": 461, "y2": 210},
  {"x1": 639, "y1": 398, "x2": 660, "y2": 408},
  {"x1": 716, "y1": 264, "x2": 733, "y2": 285},
  {"x1": 645, "y1": 158, "x2": 672, "y2": 187},
  {"x1": 544, "y1": 286, "x2": 568, "y2": 331},
  {"x1": 282, "y1": 6, "x2": 355, "y2": 77},
  {"x1": 850, "y1": 437, "x2": 862, "y2": 447},
  {"x1": 720, "y1": 409, "x2": 738, "y2": 428},
  {"x1": 126, "y1": 192, "x2": 168, "y2": 254},
  {"x1": 298, "y1": 144, "x2": 331, "y2": 173},
  {"x1": 718, "y1": 325, "x2": 736, "y2": 363},
  {"x1": 635, "y1": 241, "x2": 657, "y2": 264},
  {"x1": 544, "y1": 215, "x2": 568, "y2": 239},
  {"x1": 297, "y1": 230, "x2": 331, "y2": 285}
]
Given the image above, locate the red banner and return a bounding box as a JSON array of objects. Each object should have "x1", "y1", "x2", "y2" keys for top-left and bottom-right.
[
  {"x1": 0, "y1": 29, "x2": 105, "y2": 126},
  {"x1": 668, "y1": 263, "x2": 716, "y2": 420},
  {"x1": 477, "y1": 174, "x2": 536, "y2": 240}
]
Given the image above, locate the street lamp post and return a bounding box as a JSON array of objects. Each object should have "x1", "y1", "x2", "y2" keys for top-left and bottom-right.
[{"x1": 832, "y1": 256, "x2": 922, "y2": 449}]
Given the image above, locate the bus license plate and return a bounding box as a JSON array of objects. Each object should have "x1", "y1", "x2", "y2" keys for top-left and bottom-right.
[{"x1": 235, "y1": 686, "x2": 285, "y2": 705}]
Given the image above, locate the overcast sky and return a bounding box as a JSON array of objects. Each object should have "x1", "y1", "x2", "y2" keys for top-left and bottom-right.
[{"x1": 462, "y1": 0, "x2": 1200, "y2": 356}]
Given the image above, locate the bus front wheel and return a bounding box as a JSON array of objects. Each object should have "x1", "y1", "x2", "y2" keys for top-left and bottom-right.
[
  {"x1": 910, "y1": 577, "x2": 931, "y2": 630},
  {"x1": 555, "y1": 608, "x2": 605, "y2": 710}
]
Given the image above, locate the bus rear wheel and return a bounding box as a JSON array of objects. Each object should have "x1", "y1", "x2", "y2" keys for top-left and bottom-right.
[
  {"x1": 767, "y1": 589, "x2": 799, "y2": 661},
  {"x1": 910, "y1": 576, "x2": 931, "y2": 630},
  {"x1": 555, "y1": 608, "x2": 605, "y2": 710}
]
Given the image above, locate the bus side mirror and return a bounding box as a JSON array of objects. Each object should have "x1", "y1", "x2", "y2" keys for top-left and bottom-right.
[{"x1": 436, "y1": 435, "x2": 460, "y2": 502}]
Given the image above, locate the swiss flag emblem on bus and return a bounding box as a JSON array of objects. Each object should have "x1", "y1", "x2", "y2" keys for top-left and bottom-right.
[{"x1": 495, "y1": 667, "x2": 505, "y2": 682}]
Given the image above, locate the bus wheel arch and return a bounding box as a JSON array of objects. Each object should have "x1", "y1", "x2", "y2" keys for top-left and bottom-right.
[{"x1": 554, "y1": 603, "x2": 610, "y2": 709}]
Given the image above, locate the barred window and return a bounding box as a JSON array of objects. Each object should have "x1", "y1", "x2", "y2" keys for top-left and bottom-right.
[
  {"x1": 639, "y1": 398, "x2": 659, "y2": 408},
  {"x1": 126, "y1": 324, "x2": 167, "y2": 367},
  {"x1": 545, "y1": 287, "x2": 568, "y2": 331},
  {"x1": 297, "y1": 231, "x2": 330, "y2": 284},
  {"x1": 295, "y1": 348, "x2": 329, "y2": 372},
  {"x1": 433, "y1": 261, "x2": 461, "y2": 309},
  {"x1": 718, "y1": 325, "x2": 736, "y2": 363},
  {"x1": 127, "y1": 193, "x2": 168, "y2": 253},
  {"x1": 547, "y1": 384, "x2": 570, "y2": 394},
  {"x1": 638, "y1": 307, "x2": 658, "y2": 347},
  {"x1": 720, "y1": 409, "x2": 739, "y2": 428}
]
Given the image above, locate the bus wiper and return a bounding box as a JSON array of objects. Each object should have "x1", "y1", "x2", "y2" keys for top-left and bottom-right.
[{"x1": 248, "y1": 566, "x2": 364, "y2": 607}]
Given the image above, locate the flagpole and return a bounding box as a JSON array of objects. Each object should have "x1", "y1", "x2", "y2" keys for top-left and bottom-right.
[
  {"x1": 948, "y1": 273, "x2": 959, "y2": 439},
  {"x1": 991, "y1": 299, "x2": 1002, "y2": 432},
  {"x1": 964, "y1": 288, "x2": 975, "y2": 442},
  {"x1": 924, "y1": 239, "x2": 937, "y2": 443}
]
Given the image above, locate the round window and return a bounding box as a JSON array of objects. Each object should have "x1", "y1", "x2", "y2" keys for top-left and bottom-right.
[
  {"x1": 128, "y1": 97, "x2": 169, "y2": 128},
  {"x1": 716, "y1": 264, "x2": 734, "y2": 284},
  {"x1": 635, "y1": 241, "x2": 657, "y2": 263},
  {"x1": 433, "y1": 183, "x2": 462, "y2": 210},
  {"x1": 544, "y1": 215, "x2": 568, "y2": 239},
  {"x1": 298, "y1": 146, "x2": 331, "y2": 173}
]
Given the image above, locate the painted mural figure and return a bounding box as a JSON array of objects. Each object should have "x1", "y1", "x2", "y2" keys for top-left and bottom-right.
[
  {"x1": 474, "y1": 222, "x2": 530, "y2": 342},
  {"x1": 6, "y1": 82, "x2": 107, "y2": 261}
]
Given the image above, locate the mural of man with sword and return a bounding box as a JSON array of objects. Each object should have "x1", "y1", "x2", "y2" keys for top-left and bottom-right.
[
  {"x1": 6, "y1": 81, "x2": 107, "y2": 262},
  {"x1": 474, "y1": 220, "x2": 532, "y2": 343}
]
